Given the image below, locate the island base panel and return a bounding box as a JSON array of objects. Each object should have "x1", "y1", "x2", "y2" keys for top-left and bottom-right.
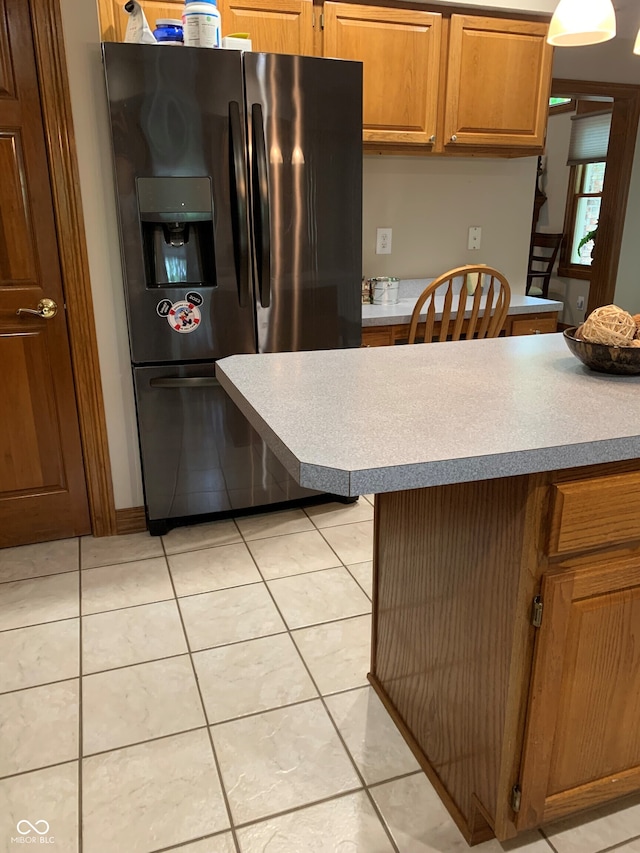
[
  {"x1": 370, "y1": 479, "x2": 544, "y2": 844},
  {"x1": 368, "y1": 672, "x2": 496, "y2": 845}
]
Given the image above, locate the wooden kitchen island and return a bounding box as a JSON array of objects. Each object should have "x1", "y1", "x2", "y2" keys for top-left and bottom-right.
[{"x1": 216, "y1": 334, "x2": 640, "y2": 846}]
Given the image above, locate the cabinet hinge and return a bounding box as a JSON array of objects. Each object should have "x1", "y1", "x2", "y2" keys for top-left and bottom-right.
[
  {"x1": 531, "y1": 595, "x2": 543, "y2": 628},
  {"x1": 511, "y1": 785, "x2": 522, "y2": 813},
  {"x1": 320, "y1": 12, "x2": 324, "y2": 29}
]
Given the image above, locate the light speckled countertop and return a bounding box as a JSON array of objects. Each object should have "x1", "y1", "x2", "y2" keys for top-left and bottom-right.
[
  {"x1": 216, "y1": 334, "x2": 640, "y2": 496},
  {"x1": 363, "y1": 289, "x2": 563, "y2": 327}
]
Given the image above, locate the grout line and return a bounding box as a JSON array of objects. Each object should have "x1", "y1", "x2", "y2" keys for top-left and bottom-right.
[
  {"x1": 0, "y1": 758, "x2": 79, "y2": 784},
  {"x1": 597, "y1": 833, "x2": 640, "y2": 853},
  {"x1": 80, "y1": 725, "x2": 208, "y2": 761},
  {"x1": 344, "y1": 563, "x2": 373, "y2": 600},
  {"x1": 150, "y1": 828, "x2": 235, "y2": 852},
  {"x1": 80, "y1": 552, "x2": 166, "y2": 572},
  {"x1": 229, "y1": 785, "x2": 366, "y2": 831},
  {"x1": 77, "y1": 550, "x2": 83, "y2": 853},
  {"x1": 539, "y1": 827, "x2": 562, "y2": 853},
  {"x1": 160, "y1": 536, "x2": 242, "y2": 853},
  {"x1": 0, "y1": 567, "x2": 79, "y2": 586}
]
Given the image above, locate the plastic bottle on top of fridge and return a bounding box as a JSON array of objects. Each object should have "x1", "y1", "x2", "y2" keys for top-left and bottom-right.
[{"x1": 182, "y1": 0, "x2": 221, "y2": 48}]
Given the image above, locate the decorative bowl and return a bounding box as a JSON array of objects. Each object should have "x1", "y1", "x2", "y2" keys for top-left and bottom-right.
[{"x1": 563, "y1": 327, "x2": 640, "y2": 375}]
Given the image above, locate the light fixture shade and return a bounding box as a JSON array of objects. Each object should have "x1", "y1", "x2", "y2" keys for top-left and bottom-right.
[
  {"x1": 634, "y1": 27, "x2": 640, "y2": 55},
  {"x1": 547, "y1": 0, "x2": 616, "y2": 47}
]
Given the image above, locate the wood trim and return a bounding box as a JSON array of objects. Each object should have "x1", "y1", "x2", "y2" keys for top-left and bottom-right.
[
  {"x1": 115, "y1": 506, "x2": 147, "y2": 535},
  {"x1": 30, "y1": 0, "x2": 117, "y2": 536},
  {"x1": 552, "y1": 79, "x2": 640, "y2": 314},
  {"x1": 543, "y1": 765, "x2": 640, "y2": 823}
]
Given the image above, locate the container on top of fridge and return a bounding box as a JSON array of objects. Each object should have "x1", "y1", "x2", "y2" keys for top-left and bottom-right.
[
  {"x1": 153, "y1": 19, "x2": 184, "y2": 44},
  {"x1": 182, "y1": 0, "x2": 221, "y2": 48}
]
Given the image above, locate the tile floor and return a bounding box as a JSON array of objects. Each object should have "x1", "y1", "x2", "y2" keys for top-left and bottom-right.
[{"x1": 1, "y1": 496, "x2": 639, "y2": 853}]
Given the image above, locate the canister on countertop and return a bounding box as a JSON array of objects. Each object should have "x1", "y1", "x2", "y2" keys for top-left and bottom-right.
[
  {"x1": 370, "y1": 277, "x2": 399, "y2": 305},
  {"x1": 361, "y1": 277, "x2": 371, "y2": 304}
]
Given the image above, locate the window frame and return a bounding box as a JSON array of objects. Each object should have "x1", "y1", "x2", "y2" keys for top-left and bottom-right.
[{"x1": 558, "y1": 162, "x2": 605, "y2": 280}]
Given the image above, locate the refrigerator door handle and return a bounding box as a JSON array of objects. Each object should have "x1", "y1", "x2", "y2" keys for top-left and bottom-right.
[
  {"x1": 149, "y1": 377, "x2": 221, "y2": 389},
  {"x1": 229, "y1": 101, "x2": 251, "y2": 309},
  {"x1": 251, "y1": 103, "x2": 271, "y2": 308}
]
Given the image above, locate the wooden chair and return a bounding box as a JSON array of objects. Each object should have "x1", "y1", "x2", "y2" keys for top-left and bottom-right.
[
  {"x1": 526, "y1": 232, "x2": 563, "y2": 298},
  {"x1": 407, "y1": 265, "x2": 511, "y2": 344}
]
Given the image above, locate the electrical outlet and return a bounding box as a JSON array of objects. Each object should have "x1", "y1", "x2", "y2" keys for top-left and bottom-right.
[
  {"x1": 577, "y1": 295, "x2": 585, "y2": 311},
  {"x1": 376, "y1": 228, "x2": 392, "y2": 255},
  {"x1": 468, "y1": 226, "x2": 481, "y2": 250}
]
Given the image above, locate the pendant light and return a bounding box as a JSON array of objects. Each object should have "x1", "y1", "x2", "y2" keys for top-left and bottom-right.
[{"x1": 547, "y1": 0, "x2": 617, "y2": 47}]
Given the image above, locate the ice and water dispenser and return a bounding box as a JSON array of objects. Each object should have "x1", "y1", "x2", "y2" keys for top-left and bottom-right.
[{"x1": 137, "y1": 176, "x2": 215, "y2": 287}]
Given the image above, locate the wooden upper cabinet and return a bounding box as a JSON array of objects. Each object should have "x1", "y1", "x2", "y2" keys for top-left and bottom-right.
[
  {"x1": 323, "y1": 3, "x2": 442, "y2": 145},
  {"x1": 517, "y1": 557, "x2": 640, "y2": 829},
  {"x1": 217, "y1": 0, "x2": 314, "y2": 55},
  {"x1": 98, "y1": 0, "x2": 185, "y2": 41},
  {"x1": 444, "y1": 15, "x2": 553, "y2": 149}
]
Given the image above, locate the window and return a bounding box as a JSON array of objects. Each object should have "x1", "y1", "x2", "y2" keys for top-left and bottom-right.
[
  {"x1": 558, "y1": 109, "x2": 611, "y2": 279},
  {"x1": 569, "y1": 162, "x2": 605, "y2": 266}
]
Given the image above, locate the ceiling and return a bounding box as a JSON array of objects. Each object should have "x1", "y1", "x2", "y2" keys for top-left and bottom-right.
[{"x1": 612, "y1": 0, "x2": 640, "y2": 36}]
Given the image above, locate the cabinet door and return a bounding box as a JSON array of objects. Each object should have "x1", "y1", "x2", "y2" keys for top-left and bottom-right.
[
  {"x1": 217, "y1": 0, "x2": 314, "y2": 55},
  {"x1": 517, "y1": 557, "x2": 640, "y2": 829},
  {"x1": 98, "y1": 0, "x2": 185, "y2": 41},
  {"x1": 444, "y1": 15, "x2": 552, "y2": 149},
  {"x1": 323, "y1": 3, "x2": 441, "y2": 145}
]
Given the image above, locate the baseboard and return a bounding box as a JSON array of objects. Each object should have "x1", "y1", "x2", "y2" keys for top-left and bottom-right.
[{"x1": 115, "y1": 506, "x2": 147, "y2": 535}]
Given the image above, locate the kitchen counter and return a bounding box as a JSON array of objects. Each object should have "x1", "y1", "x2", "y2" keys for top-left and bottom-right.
[
  {"x1": 216, "y1": 333, "x2": 640, "y2": 496},
  {"x1": 362, "y1": 292, "x2": 563, "y2": 327},
  {"x1": 216, "y1": 335, "x2": 640, "y2": 846}
]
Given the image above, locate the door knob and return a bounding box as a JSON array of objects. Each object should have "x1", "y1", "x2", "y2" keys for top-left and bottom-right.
[{"x1": 16, "y1": 298, "x2": 58, "y2": 319}]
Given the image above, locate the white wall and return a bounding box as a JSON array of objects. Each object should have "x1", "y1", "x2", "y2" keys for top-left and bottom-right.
[
  {"x1": 362, "y1": 155, "x2": 537, "y2": 288},
  {"x1": 59, "y1": 0, "x2": 144, "y2": 509}
]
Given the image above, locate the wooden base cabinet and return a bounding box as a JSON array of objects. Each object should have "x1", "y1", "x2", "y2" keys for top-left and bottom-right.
[
  {"x1": 370, "y1": 461, "x2": 640, "y2": 844},
  {"x1": 361, "y1": 310, "x2": 559, "y2": 347},
  {"x1": 517, "y1": 554, "x2": 640, "y2": 829}
]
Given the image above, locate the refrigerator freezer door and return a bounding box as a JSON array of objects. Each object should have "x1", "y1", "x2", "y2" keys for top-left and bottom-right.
[
  {"x1": 133, "y1": 364, "x2": 318, "y2": 523},
  {"x1": 244, "y1": 53, "x2": 363, "y2": 353},
  {"x1": 103, "y1": 43, "x2": 255, "y2": 363}
]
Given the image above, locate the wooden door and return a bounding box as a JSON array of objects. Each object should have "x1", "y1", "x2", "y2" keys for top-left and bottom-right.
[
  {"x1": 323, "y1": 3, "x2": 441, "y2": 145},
  {"x1": 0, "y1": 0, "x2": 90, "y2": 546},
  {"x1": 444, "y1": 15, "x2": 552, "y2": 150},
  {"x1": 217, "y1": 0, "x2": 313, "y2": 55},
  {"x1": 517, "y1": 557, "x2": 640, "y2": 828},
  {"x1": 98, "y1": 0, "x2": 185, "y2": 41}
]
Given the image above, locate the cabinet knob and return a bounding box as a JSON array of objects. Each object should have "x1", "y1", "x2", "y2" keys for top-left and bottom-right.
[
  {"x1": 429, "y1": 134, "x2": 436, "y2": 143},
  {"x1": 450, "y1": 134, "x2": 458, "y2": 142}
]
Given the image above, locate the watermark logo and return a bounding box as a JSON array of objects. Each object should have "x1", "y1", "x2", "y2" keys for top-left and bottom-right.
[{"x1": 11, "y1": 820, "x2": 55, "y2": 844}]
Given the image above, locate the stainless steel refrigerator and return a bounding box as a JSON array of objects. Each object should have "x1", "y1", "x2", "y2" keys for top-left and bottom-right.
[{"x1": 103, "y1": 43, "x2": 362, "y2": 534}]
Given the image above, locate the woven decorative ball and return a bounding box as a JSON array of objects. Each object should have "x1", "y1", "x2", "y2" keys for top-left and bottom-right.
[{"x1": 581, "y1": 304, "x2": 636, "y2": 346}]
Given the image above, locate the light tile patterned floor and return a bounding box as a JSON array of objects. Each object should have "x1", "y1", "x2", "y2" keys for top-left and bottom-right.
[{"x1": 1, "y1": 496, "x2": 640, "y2": 852}]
